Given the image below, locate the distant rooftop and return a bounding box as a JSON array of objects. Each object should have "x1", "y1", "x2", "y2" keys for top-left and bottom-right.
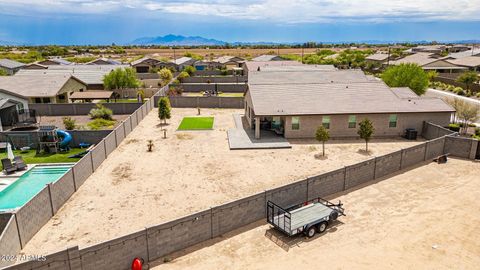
[
  {"x1": 0, "y1": 74, "x2": 85, "y2": 97},
  {"x1": 0, "y1": 59, "x2": 25, "y2": 69}
]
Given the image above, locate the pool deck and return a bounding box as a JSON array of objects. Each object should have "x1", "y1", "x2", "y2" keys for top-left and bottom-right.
[{"x1": 227, "y1": 114, "x2": 291, "y2": 150}]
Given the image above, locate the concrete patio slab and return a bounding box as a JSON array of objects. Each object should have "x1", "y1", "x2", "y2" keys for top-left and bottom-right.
[{"x1": 227, "y1": 114, "x2": 291, "y2": 150}]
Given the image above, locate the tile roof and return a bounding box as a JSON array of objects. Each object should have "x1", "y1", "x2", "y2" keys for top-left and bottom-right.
[
  {"x1": 15, "y1": 65, "x2": 129, "y2": 85},
  {"x1": 0, "y1": 74, "x2": 85, "y2": 97},
  {"x1": 244, "y1": 61, "x2": 304, "y2": 72},
  {"x1": 172, "y1": 57, "x2": 194, "y2": 65},
  {"x1": 390, "y1": 53, "x2": 439, "y2": 66},
  {"x1": 0, "y1": 59, "x2": 25, "y2": 69},
  {"x1": 248, "y1": 69, "x2": 368, "y2": 85},
  {"x1": 249, "y1": 82, "x2": 454, "y2": 116},
  {"x1": 366, "y1": 53, "x2": 389, "y2": 61},
  {"x1": 251, "y1": 55, "x2": 283, "y2": 61},
  {"x1": 447, "y1": 49, "x2": 480, "y2": 59},
  {"x1": 447, "y1": 56, "x2": 480, "y2": 67}
]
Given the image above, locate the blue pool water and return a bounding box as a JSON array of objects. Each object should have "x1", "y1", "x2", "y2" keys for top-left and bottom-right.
[{"x1": 0, "y1": 165, "x2": 72, "y2": 211}]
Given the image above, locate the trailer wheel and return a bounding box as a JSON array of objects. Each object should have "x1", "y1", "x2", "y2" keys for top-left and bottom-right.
[
  {"x1": 317, "y1": 221, "x2": 328, "y2": 233},
  {"x1": 305, "y1": 226, "x2": 316, "y2": 238},
  {"x1": 329, "y1": 211, "x2": 338, "y2": 221}
]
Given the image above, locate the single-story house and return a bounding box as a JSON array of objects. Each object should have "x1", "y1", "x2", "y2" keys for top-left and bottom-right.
[
  {"x1": 243, "y1": 61, "x2": 305, "y2": 74},
  {"x1": 365, "y1": 53, "x2": 390, "y2": 65},
  {"x1": 447, "y1": 56, "x2": 480, "y2": 72},
  {"x1": 22, "y1": 63, "x2": 48, "y2": 69},
  {"x1": 86, "y1": 58, "x2": 122, "y2": 65},
  {"x1": 212, "y1": 56, "x2": 245, "y2": 70},
  {"x1": 244, "y1": 67, "x2": 454, "y2": 139},
  {"x1": 252, "y1": 55, "x2": 284, "y2": 62},
  {"x1": 130, "y1": 57, "x2": 173, "y2": 73},
  {"x1": 447, "y1": 49, "x2": 480, "y2": 59},
  {"x1": 171, "y1": 57, "x2": 197, "y2": 71},
  {"x1": 410, "y1": 45, "x2": 447, "y2": 54},
  {"x1": 38, "y1": 58, "x2": 72, "y2": 66},
  {"x1": 0, "y1": 88, "x2": 29, "y2": 131},
  {"x1": 69, "y1": 90, "x2": 114, "y2": 102},
  {"x1": 15, "y1": 65, "x2": 129, "y2": 90},
  {"x1": 0, "y1": 74, "x2": 87, "y2": 104},
  {"x1": 391, "y1": 53, "x2": 467, "y2": 73},
  {"x1": 0, "y1": 59, "x2": 26, "y2": 75}
]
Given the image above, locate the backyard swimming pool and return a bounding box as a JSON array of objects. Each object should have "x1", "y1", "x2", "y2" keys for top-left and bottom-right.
[{"x1": 0, "y1": 165, "x2": 72, "y2": 211}]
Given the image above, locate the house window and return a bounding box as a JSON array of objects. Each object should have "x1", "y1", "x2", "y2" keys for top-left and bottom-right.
[
  {"x1": 16, "y1": 103, "x2": 24, "y2": 112},
  {"x1": 389, "y1": 114, "x2": 397, "y2": 128},
  {"x1": 322, "y1": 116, "x2": 331, "y2": 129},
  {"x1": 34, "y1": 98, "x2": 41, "y2": 103},
  {"x1": 291, "y1": 117, "x2": 300, "y2": 130},
  {"x1": 42, "y1": 97, "x2": 51, "y2": 103},
  {"x1": 348, "y1": 115, "x2": 356, "y2": 128}
]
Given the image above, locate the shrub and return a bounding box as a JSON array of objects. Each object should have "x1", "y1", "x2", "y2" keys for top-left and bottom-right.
[
  {"x1": 177, "y1": 71, "x2": 190, "y2": 80},
  {"x1": 183, "y1": 66, "x2": 196, "y2": 76},
  {"x1": 475, "y1": 128, "x2": 480, "y2": 136},
  {"x1": 477, "y1": 93, "x2": 480, "y2": 98},
  {"x1": 447, "y1": 85, "x2": 455, "y2": 91},
  {"x1": 453, "y1": 87, "x2": 463, "y2": 93},
  {"x1": 457, "y1": 89, "x2": 465, "y2": 96},
  {"x1": 62, "y1": 116, "x2": 76, "y2": 130},
  {"x1": 89, "y1": 104, "x2": 113, "y2": 120},
  {"x1": 87, "y1": 118, "x2": 116, "y2": 130},
  {"x1": 448, "y1": 123, "x2": 460, "y2": 132}
]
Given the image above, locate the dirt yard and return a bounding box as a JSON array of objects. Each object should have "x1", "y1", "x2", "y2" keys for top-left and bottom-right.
[
  {"x1": 38, "y1": 115, "x2": 129, "y2": 130},
  {"x1": 151, "y1": 158, "x2": 480, "y2": 270},
  {"x1": 21, "y1": 108, "x2": 424, "y2": 255}
]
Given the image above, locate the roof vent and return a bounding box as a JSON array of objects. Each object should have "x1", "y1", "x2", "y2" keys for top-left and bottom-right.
[{"x1": 346, "y1": 86, "x2": 348, "y2": 88}]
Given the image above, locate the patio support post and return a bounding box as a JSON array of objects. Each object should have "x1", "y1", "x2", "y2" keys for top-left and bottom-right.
[{"x1": 255, "y1": 117, "x2": 260, "y2": 139}]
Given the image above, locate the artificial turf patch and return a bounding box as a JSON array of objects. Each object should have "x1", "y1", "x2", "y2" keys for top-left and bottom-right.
[{"x1": 177, "y1": 117, "x2": 214, "y2": 130}]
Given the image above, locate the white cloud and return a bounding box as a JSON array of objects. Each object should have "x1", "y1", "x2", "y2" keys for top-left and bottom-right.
[{"x1": 1, "y1": 0, "x2": 479, "y2": 22}]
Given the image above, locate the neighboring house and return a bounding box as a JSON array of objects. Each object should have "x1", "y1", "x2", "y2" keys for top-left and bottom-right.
[
  {"x1": 193, "y1": 60, "x2": 209, "y2": 71},
  {"x1": 252, "y1": 55, "x2": 284, "y2": 61},
  {"x1": 244, "y1": 65, "x2": 454, "y2": 139},
  {"x1": 38, "y1": 58, "x2": 72, "y2": 65},
  {"x1": 0, "y1": 74, "x2": 87, "y2": 103},
  {"x1": 449, "y1": 45, "x2": 471, "y2": 53},
  {"x1": 447, "y1": 56, "x2": 480, "y2": 72},
  {"x1": 391, "y1": 53, "x2": 467, "y2": 73},
  {"x1": 410, "y1": 45, "x2": 447, "y2": 54},
  {"x1": 243, "y1": 61, "x2": 305, "y2": 74},
  {"x1": 15, "y1": 65, "x2": 129, "y2": 90},
  {"x1": 0, "y1": 88, "x2": 29, "y2": 131},
  {"x1": 212, "y1": 56, "x2": 245, "y2": 70},
  {"x1": 22, "y1": 63, "x2": 48, "y2": 69},
  {"x1": 86, "y1": 58, "x2": 122, "y2": 65},
  {"x1": 171, "y1": 57, "x2": 196, "y2": 71},
  {"x1": 0, "y1": 59, "x2": 26, "y2": 75},
  {"x1": 447, "y1": 49, "x2": 480, "y2": 59},
  {"x1": 130, "y1": 57, "x2": 172, "y2": 73},
  {"x1": 365, "y1": 53, "x2": 390, "y2": 65}
]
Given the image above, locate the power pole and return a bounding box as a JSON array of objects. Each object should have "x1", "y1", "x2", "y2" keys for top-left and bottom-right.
[
  {"x1": 301, "y1": 47, "x2": 304, "y2": 64},
  {"x1": 387, "y1": 46, "x2": 391, "y2": 66}
]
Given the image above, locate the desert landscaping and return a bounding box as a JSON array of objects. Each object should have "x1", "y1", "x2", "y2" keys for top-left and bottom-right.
[
  {"x1": 20, "y1": 108, "x2": 425, "y2": 255},
  {"x1": 150, "y1": 158, "x2": 480, "y2": 270}
]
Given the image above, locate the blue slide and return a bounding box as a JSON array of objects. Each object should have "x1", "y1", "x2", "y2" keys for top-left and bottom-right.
[{"x1": 57, "y1": 130, "x2": 72, "y2": 149}]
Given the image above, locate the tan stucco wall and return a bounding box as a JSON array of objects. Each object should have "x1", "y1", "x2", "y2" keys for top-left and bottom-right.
[
  {"x1": 57, "y1": 78, "x2": 87, "y2": 103},
  {"x1": 283, "y1": 112, "x2": 452, "y2": 139}
]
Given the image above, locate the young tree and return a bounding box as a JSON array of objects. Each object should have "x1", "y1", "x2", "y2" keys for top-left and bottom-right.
[
  {"x1": 103, "y1": 67, "x2": 140, "y2": 90},
  {"x1": 452, "y1": 98, "x2": 480, "y2": 133},
  {"x1": 159, "y1": 68, "x2": 173, "y2": 86},
  {"x1": 357, "y1": 118, "x2": 375, "y2": 152},
  {"x1": 0, "y1": 69, "x2": 8, "y2": 76},
  {"x1": 158, "y1": 97, "x2": 171, "y2": 126},
  {"x1": 315, "y1": 126, "x2": 330, "y2": 156},
  {"x1": 381, "y1": 63, "x2": 429, "y2": 95},
  {"x1": 183, "y1": 65, "x2": 196, "y2": 76},
  {"x1": 456, "y1": 71, "x2": 479, "y2": 94}
]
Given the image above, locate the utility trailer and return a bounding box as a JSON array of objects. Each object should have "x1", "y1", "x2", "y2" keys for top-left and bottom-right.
[{"x1": 267, "y1": 197, "x2": 345, "y2": 238}]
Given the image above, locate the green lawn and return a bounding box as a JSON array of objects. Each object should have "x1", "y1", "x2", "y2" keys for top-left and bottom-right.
[
  {"x1": 0, "y1": 148, "x2": 85, "y2": 164},
  {"x1": 178, "y1": 117, "x2": 214, "y2": 130}
]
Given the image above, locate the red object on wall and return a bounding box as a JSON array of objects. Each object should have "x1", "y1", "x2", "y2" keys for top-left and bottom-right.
[{"x1": 132, "y1": 258, "x2": 143, "y2": 270}]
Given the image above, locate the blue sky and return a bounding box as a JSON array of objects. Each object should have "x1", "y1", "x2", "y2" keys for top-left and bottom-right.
[{"x1": 0, "y1": 0, "x2": 479, "y2": 45}]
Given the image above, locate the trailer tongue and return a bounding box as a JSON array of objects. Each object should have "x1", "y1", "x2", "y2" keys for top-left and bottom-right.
[{"x1": 267, "y1": 197, "x2": 345, "y2": 238}]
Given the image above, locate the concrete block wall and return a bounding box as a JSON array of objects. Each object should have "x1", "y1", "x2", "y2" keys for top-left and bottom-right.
[
  {"x1": 0, "y1": 215, "x2": 21, "y2": 268},
  {"x1": 49, "y1": 169, "x2": 75, "y2": 214},
  {"x1": 401, "y1": 143, "x2": 427, "y2": 169},
  {"x1": 158, "y1": 96, "x2": 244, "y2": 109},
  {"x1": 425, "y1": 137, "x2": 446, "y2": 160},
  {"x1": 179, "y1": 83, "x2": 247, "y2": 93},
  {"x1": 265, "y1": 180, "x2": 308, "y2": 209},
  {"x1": 80, "y1": 230, "x2": 148, "y2": 270},
  {"x1": 6, "y1": 248, "x2": 73, "y2": 270},
  {"x1": 146, "y1": 209, "x2": 212, "y2": 262},
  {"x1": 130, "y1": 111, "x2": 138, "y2": 129},
  {"x1": 72, "y1": 153, "x2": 94, "y2": 188},
  {"x1": 15, "y1": 188, "x2": 53, "y2": 247},
  {"x1": 0, "y1": 130, "x2": 111, "y2": 149},
  {"x1": 104, "y1": 132, "x2": 117, "y2": 156},
  {"x1": 29, "y1": 103, "x2": 143, "y2": 116},
  {"x1": 345, "y1": 159, "x2": 376, "y2": 189},
  {"x1": 114, "y1": 124, "x2": 126, "y2": 146},
  {"x1": 123, "y1": 117, "x2": 132, "y2": 136},
  {"x1": 90, "y1": 142, "x2": 106, "y2": 171},
  {"x1": 307, "y1": 168, "x2": 345, "y2": 200},
  {"x1": 374, "y1": 150, "x2": 402, "y2": 179},
  {"x1": 444, "y1": 136, "x2": 476, "y2": 159},
  {"x1": 181, "y1": 76, "x2": 247, "y2": 83},
  {"x1": 422, "y1": 121, "x2": 456, "y2": 140},
  {"x1": 211, "y1": 192, "x2": 265, "y2": 237}
]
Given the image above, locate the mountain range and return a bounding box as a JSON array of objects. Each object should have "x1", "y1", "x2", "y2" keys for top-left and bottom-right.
[{"x1": 130, "y1": 35, "x2": 226, "y2": 46}]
